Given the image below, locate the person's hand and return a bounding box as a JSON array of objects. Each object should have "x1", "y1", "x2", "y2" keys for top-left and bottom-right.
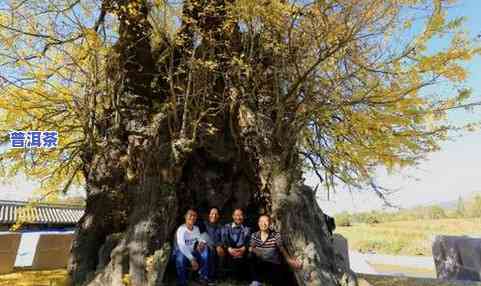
[
  {"x1": 216, "y1": 246, "x2": 225, "y2": 257},
  {"x1": 230, "y1": 248, "x2": 243, "y2": 257},
  {"x1": 191, "y1": 259, "x2": 199, "y2": 271},
  {"x1": 228, "y1": 247, "x2": 236, "y2": 257},
  {"x1": 197, "y1": 241, "x2": 206, "y2": 252},
  {"x1": 238, "y1": 246, "x2": 246, "y2": 256},
  {"x1": 288, "y1": 258, "x2": 303, "y2": 270}
]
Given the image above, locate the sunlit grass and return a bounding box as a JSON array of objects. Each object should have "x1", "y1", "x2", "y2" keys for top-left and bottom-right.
[
  {"x1": 0, "y1": 269, "x2": 68, "y2": 286},
  {"x1": 0, "y1": 270, "x2": 258, "y2": 286},
  {"x1": 337, "y1": 218, "x2": 481, "y2": 256}
]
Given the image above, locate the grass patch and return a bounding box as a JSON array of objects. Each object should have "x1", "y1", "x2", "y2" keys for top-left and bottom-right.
[
  {"x1": 0, "y1": 269, "x2": 68, "y2": 286},
  {"x1": 337, "y1": 218, "x2": 481, "y2": 256},
  {"x1": 0, "y1": 270, "x2": 258, "y2": 286}
]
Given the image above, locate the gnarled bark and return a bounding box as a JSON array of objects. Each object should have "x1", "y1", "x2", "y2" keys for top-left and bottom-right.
[{"x1": 68, "y1": 1, "x2": 353, "y2": 285}]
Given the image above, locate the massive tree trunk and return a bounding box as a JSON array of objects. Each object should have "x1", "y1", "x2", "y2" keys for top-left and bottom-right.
[{"x1": 68, "y1": 1, "x2": 354, "y2": 285}]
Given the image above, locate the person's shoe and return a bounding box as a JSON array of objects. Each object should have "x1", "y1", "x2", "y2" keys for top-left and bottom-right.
[{"x1": 249, "y1": 281, "x2": 262, "y2": 286}]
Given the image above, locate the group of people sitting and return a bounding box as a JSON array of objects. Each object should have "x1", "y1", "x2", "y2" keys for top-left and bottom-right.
[{"x1": 172, "y1": 207, "x2": 303, "y2": 286}]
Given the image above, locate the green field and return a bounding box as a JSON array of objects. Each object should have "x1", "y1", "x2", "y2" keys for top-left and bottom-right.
[{"x1": 336, "y1": 218, "x2": 481, "y2": 256}]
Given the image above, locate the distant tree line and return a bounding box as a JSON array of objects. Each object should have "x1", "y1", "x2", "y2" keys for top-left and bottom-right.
[{"x1": 336, "y1": 195, "x2": 481, "y2": 226}]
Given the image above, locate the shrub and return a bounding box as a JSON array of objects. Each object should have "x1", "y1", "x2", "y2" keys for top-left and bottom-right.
[
  {"x1": 365, "y1": 214, "x2": 380, "y2": 224},
  {"x1": 336, "y1": 212, "x2": 352, "y2": 227},
  {"x1": 427, "y1": 206, "x2": 446, "y2": 220}
]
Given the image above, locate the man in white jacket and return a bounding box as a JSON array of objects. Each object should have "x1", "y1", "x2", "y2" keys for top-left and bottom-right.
[{"x1": 173, "y1": 208, "x2": 214, "y2": 286}]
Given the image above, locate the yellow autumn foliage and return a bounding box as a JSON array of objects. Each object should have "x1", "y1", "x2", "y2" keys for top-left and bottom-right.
[{"x1": 0, "y1": 0, "x2": 479, "y2": 196}]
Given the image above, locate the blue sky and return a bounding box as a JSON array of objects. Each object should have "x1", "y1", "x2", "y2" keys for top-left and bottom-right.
[{"x1": 1, "y1": 1, "x2": 481, "y2": 214}]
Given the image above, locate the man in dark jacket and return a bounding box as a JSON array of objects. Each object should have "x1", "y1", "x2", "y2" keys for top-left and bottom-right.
[
  {"x1": 200, "y1": 207, "x2": 225, "y2": 279},
  {"x1": 202, "y1": 207, "x2": 224, "y2": 255},
  {"x1": 222, "y1": 208, "x2": 251, "y2": 281}
]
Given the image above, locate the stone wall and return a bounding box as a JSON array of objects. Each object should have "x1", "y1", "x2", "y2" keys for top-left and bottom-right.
[
  {"x1": 0, "y1": 233, "x2": 21, "y2": 274},
  {"x1": 31, "y1": 234, "x2": 74, "y2": 270}
]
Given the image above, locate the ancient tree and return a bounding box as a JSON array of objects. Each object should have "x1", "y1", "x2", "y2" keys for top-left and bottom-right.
[{"x1": 0, "y1": 0, "x2": 479, "y2": 285}]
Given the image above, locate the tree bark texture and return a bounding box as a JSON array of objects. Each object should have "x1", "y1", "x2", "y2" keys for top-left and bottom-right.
[{"x1": 68, "y1": 1, "x2": 354, "y2": 285}]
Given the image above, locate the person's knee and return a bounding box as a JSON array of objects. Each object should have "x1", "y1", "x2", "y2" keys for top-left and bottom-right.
[
  {"x1": 200, "y1": 248, "x2": 210, "y2": 260},
  {"x1": 216, "y1": 246, "x2": 225, "y2": 257},
  {"x1": 175, "y1": 254, "x2": 187, "y2": 267}
]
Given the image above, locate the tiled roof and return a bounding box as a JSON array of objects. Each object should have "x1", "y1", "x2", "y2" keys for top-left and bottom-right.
[{"x1": 0, "y1": 200, "x2": 84, "y2": 225}]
